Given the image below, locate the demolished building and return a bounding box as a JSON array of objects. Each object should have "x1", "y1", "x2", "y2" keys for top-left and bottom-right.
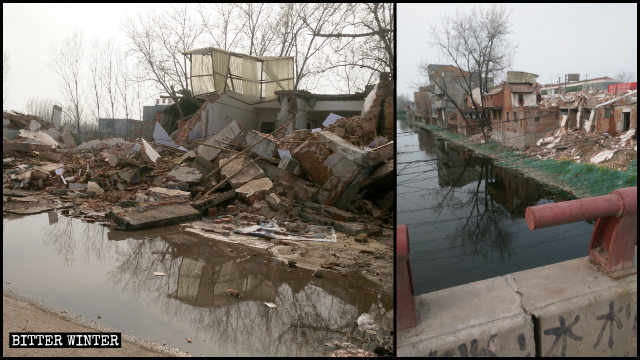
[{"x1": 3, "y1": 46, "x2": 394, "y2": 285}]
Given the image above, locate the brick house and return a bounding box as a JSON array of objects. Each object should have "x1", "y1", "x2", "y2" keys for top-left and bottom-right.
[{"x1": 485, "y1": 72, "x2": 560, "y2": 148}]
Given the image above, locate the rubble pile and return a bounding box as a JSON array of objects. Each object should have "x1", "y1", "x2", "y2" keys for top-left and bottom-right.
[
  {"x1": 525, "y1": 128, "x2": 636, "y2": 170},
  {"x1": 3, "y1": 96, "x2": 394, "y2": 285}
]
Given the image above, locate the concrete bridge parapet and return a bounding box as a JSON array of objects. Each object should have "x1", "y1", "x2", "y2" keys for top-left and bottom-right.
[{"x1": 398, "y1": 257, "x2": 637, "y2": 357}]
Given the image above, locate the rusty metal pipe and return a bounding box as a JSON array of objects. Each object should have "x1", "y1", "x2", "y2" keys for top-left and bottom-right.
[{"x1": 525, "y1": 187, "x2": 637, "y2": 231}]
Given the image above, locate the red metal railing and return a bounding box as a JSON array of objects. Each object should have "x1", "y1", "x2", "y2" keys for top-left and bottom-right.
[
  {"x1": 397, "y1": 225, "x2": 416, "y2": 330},
  {"x1": 526, "y1": 187, "x2": 637, "y2": 278},
  {"x1": 396, "y1": 187, "x2": 637, "y2": 330}
]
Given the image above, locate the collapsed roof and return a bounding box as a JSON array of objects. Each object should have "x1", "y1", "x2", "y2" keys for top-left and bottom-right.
[{"x1": 183, "y1": 47, "x2": 294, "y2": 104}]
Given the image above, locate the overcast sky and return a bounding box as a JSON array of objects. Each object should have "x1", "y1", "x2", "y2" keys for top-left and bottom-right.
[
  {"x1": 398, "y1": 3, "x2": 638, "y2": 98},
  {"x1": 3, "y1": 3, "x2": 174, "y2": 113}
]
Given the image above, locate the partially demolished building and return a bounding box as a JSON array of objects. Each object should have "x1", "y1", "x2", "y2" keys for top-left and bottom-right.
[{"x1": 3, "y1": 46, "x2": 394, "y2": 286}]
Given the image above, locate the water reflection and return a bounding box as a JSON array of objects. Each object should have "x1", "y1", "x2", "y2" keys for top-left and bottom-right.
[
  {"x1": 3, "y1": 214, "x2": 392, "y2": 356},
  {"x1": 398, "y1": 121, "x2": 593, "y2": 294}
]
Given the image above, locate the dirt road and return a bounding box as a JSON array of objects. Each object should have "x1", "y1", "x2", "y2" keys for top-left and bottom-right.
[{"x1": 3, "y1": 293, "x2": 184, "y2": 357}]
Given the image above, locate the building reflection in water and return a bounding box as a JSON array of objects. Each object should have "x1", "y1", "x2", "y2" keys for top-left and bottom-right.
[{"x1": 30, "y1": 215, "x2": 392, "y2": 356}]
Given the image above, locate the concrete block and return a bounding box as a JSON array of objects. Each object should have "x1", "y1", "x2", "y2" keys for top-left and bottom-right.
[
  {"x1": 317, "y1": 130, "x2": 368, "y2": 166},
  {"x1": 43, "y1": 128, "x2": 60, "y2": 140},
  {"x1": 108, "y1": 203, "x2": 201, "y2": 230},
  {"x1": 191, "y1": 189, "x2": 236, "y2": 212},
  {"x1": 60, "y1": 132, "x2": 76, "y2": 147},
  {"x1": 196, "y1": 120, "x2": 242, "y2": 161},
  {"x1": 220, "y1": 156, "x2": 264, "y2": 189},
  {"x1": 398, "y1": 276, "x2": 533, "y2": 357},
  {"x1": 18, "y1": 130, "x2": 59, "y2": 147},
  {"x1": 245, "y1": 130, "x2": 277, "y2": 158},
  {"x1": 324, "y1": 152, "x2": 360, "y2": 181},
  {"x1": 140, "y1": 139, "x2": 160, "y2": 164}
]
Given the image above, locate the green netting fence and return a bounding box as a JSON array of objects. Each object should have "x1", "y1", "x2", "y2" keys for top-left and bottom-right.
[{"x1": 415, "y1": 122, "x2": 637, "y2": 198}]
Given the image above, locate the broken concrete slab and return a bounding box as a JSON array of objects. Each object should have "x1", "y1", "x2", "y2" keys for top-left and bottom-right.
[
  {"x1": 590, "y1": 150, "x2": 616, "y2": 164},
  {"x1": 153, "y1": 121, "x2": 178, "y2": 148},
  {"x1": 60, "y1": 132, "x2": 76, "y2": 147},
  {"x1": 148, "y1": 187, "x2": 191, "y2": 202},
  {"x1": 108, "y1": 203, "x2": 201, "y2": 231},
  {"x1": 236, "y1": 177, "x2": 273, "y2": 204},
  {"x1": 191, "y1": 189, "x2": 237, "y2": 212},
  {"x1": 166, "y1": 166, "x2": 202, "y2": 184},
  {"x1": 220, "y1": 156, "x2": 264, "y2": 188},
  {"x1": 27, "y1": 119, "x2": 41, "y2": 131},
  {"x1": 140, "y1": 138, "x2": 160, "y2": 164},
  {"x1": 42, "y1": 127, "x2": 60, "y2": 141},
  {"x1": 324, "y1": 152, "x2": 360, "y2": 181},
  {"x1": 245, "y1": 130, "x2": 277, "y2": 158},
  {"x1": 18, "y1": 129, "x2": 60, "y2": 147},
  {"x1": 196, "y1": 120, "x2": 242, "y2": 161},
  {"x1": 317, "y1": 130, "x2": 370, "y2": 166}
]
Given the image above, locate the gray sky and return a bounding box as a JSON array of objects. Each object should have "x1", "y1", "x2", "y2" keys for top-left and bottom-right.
[
  {"x1": 3, "y1": 3, "x2": 173, "y2": 113},
  {"x1": 398, "y1": 3, "x2": 638, "y2": 98}
]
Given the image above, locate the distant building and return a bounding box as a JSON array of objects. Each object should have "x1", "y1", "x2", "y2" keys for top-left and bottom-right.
[
  {"x1": 98, "y1": 118, "x2": 154, "y2": 140},
  {"x1": 143, "y1": 104, "x2": 170, "y2": 122},
  {"x1": 541, "y1": 77, "x2": 619, "y2": 97}
]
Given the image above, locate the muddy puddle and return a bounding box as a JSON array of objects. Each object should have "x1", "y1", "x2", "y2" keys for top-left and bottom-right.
[{"x1": 3, "y1": 213, "x2": 393, "y2": 356}]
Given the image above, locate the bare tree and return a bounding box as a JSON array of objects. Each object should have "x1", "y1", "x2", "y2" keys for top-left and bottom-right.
[
  {"x1": 305, "y1": 3, "x2": 394, "y2": 76},
  {"x1": 198, "y1": 3, "x2": 244, "y2": 51},
  {"x1": 88, "y1": 39, "x2": 104, "y2": 123},
  {"x1": 102, "y1": 39, "x2": 118, "y2": 119},
  {"x1": 614, "y1": 71, "x2": 636, "y2": 83},
  {"x1": 50, "y1": 30, "x2": 84, "y2": 133},
  {"x1": 115, "y1": 52, "x2": 133, "y2": 120},
  {"x1": 420, "y1": 5, "x2": 515, "y2": 139},
  {"x1": 238, "y1": 4, "x2": 276, "y2": 56},
  {"x1": 122, "y1": 4, "x2": 203, "y2": 96}
]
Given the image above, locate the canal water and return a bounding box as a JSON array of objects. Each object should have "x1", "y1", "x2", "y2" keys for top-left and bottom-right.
[
  {"x1": 397, "y1": 119, "x2": 595, "y2": 295},
  {"x1": 3, "y1": 213, "x2": 392, "y2": 356}
]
